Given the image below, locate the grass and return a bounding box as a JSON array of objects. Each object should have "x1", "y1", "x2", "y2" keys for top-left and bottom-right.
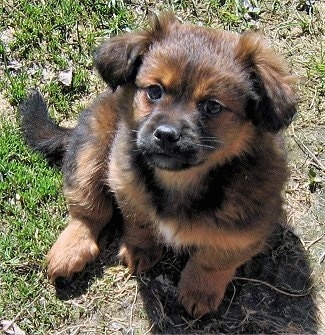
[
  {"x1": 0, "y1": 0, "x2": 133, "y2": 109},
  {"x1": 0, "y1": 120, "x2": 71, "y2": 332},
  {"x1": 307, "y1": 44, "x2": 325, "y2": 97},
  {"x1": 0, "y1": 0, "x2": 324, "y2": 334}
]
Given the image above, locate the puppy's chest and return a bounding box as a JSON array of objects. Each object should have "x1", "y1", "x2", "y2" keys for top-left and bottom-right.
[
  {"x1": 136, "y1": 171, "x2": 229, "y2": 231},
  {"x1": 108, "y1": 137, "x2": 243, "y2": 232},
  {"x1": 109, "y1": 157, "x2": 221, "y2": 223},
  {"x1": 142, "y1": 167, "x2": 228, "y2": 221},
  {"x1": 149, "y1": 185, "x2": 218, "y2": 220}
]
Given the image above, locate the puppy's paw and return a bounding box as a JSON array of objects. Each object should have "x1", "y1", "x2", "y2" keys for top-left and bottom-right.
[
  {"x1": 118, "y1": 241, "x2": 163, "y2": 274},
  {"x1": 178, "y1": 283, "x2": 224, "y2": 318},
  {"x1": 47, "y1": 224, "x2": 99, "y2": 281},
  {"x1": 178, "y1": 265, "x2": 235, "y2": 318}
]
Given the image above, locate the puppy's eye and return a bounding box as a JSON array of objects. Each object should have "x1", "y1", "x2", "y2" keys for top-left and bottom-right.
[
  {"x1": 200, "y1": 100, "x2": 222, "y2": 115},
  {"x1": 146, "y1": 85, "x2": 163, "y2": 101}
]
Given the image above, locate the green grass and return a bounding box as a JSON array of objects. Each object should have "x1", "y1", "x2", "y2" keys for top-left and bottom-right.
[
  {"x1": 0, "y1": 0, "x2": 134, "y2": 108},
  {"x1": 0, "y1": 120, "x2": 71, "y2": 333},
  {"x1": 0, "y1": 0, "x2": 324, "y2": 334},
  {"x1": 307, "y1": 44, "x2": 325, "y2": 96}
]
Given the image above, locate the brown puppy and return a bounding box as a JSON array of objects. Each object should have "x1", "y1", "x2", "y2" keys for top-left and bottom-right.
[{"x1": 20, "y1": 13, "x2": 297, "y2": 317}]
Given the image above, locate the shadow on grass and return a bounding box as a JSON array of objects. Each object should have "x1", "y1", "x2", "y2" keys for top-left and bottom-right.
[
  {"x1": 53, "y1": 221, "x2": 318, "y2": 334},
  {"x1": 138, "y1": 224, "x2": 318, "y2": 334}
]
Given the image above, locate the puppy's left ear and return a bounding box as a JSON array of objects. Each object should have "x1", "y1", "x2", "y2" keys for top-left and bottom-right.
[{"x1": 235, "y1": 32, "x2": 297, "y2": 132}]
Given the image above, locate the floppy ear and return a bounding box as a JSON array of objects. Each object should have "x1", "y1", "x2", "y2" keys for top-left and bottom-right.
[
  {"x1": 235, "y1": 32, "x2": 297, "y2": 132},
  {"x1": 94, "y1": 12, "x2": 179, "y2": 90}
]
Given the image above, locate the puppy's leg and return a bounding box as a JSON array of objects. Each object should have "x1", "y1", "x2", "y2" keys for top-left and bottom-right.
[
  {"x1": 47, "y1": 95, "x2": 117, "y2": 281},
  {"x1": 46, "y1": 141, "x2": 113, "y2": 281},
  {"x1": 118, "y1": 221, "x2": 163, "y2": 274},
  {"x1": 178, "y1": 243, "x2": 263, "y2": 317},
  {"x1": 46, "y1": 213, "x2": 111, "y2": 281}
]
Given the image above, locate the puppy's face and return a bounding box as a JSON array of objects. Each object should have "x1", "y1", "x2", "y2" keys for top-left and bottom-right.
[
  {"x1": 133, "y1": 30, "x2": 252, "y2": 170},
  {"x1": 95, "y1": 13, "x2": 297, "y2": 171}
]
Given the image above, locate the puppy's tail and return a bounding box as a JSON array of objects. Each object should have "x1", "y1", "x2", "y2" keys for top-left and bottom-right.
[{"x1": 19, "y1": 90, "x2": 73, "y2": 166}]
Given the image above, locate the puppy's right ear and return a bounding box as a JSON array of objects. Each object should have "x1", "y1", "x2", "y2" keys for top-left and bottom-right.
[
  {"x1": 94, "y1": 12, "x2": 178, "y2": 90},
  {"x1": 94, "y1": 32, "x2": 151, "y2": 90}
]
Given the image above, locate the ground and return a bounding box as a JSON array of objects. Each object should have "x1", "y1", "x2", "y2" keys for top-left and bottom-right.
[{"x1": 0, "y1": 0, "x2": 324, "y2": 334}]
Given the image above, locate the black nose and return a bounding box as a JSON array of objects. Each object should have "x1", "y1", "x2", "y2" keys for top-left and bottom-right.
[{"x1": 153, "y1": 125, "x2": 181, "y2": 148}]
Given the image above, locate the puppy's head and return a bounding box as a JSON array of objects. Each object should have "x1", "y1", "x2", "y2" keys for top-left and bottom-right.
[{"x1": 95, "y1": 13, "x2": 297, "y2": 171}]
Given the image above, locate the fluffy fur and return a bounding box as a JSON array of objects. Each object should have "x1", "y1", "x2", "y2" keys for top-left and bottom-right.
[{"x1": 20, "y1": 12, "x2": 297, "y2": 317}]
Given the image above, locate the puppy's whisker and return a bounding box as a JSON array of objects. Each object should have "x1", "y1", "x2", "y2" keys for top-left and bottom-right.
[
  {"x1": 200, "y1": 137, "x2": 223, "y2": 143},
  {"x1": 201, "y1": 141, "x2": 224, "y2": 145},
  {"x1": 195, "y1": 144, "x2": 215, "y2": 149},
  {"x1": 202, "y1": 140, "x2": 223, "y2": 144}
]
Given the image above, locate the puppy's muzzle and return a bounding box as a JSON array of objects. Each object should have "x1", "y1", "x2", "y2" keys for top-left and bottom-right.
[{"x1": 137, "y1": 120, "x2": 205, "y2": 171}]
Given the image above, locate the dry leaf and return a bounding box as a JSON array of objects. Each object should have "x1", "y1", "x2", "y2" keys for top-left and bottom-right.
[
  {"x1": 58, "y1": 69, "x2": 73, "y2": 86},
  {"x1": 1, "y1": 320, "x2": 26, "y2": 335}
]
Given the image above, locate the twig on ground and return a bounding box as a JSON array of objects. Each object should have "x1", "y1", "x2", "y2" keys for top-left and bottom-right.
[
  {"x1": 224, "y1": 281, "x2": 237, "y2": 317},
  {"x1": 55, "y1": 324, "x2": 90, "y2": 335},
  {"x1": 129, "y1": 283, "x2": 138, "y2": 329},
  {"x1": 319, "y1": 251, "x2": 325, "y2": 264},
  {"x1": 143, "y1": 323, "x2": 155, "y2": 335},
  {"x1": 306, "y1": 233, "x2": 325, "y2": 250},
  {"x1": 233, "y1": 276, "x2": 312, "y2": 297},
  {"x1": 291, "y1": 124, "x2": 325, "y2": 173}
]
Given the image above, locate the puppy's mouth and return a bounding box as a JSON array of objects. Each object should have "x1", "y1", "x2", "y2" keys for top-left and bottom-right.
[
  {"x1": 136, "y1": 124, "x2": 205, "y2": 171},
  {"x1": 144, "y1": 151, "x2": 200, "y2": 170}
]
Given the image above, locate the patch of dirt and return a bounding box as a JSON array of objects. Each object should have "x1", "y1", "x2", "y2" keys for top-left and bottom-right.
[
  {"x1": 0, "y1": 92, "x2": 14, "y2": 119},
  {"x1": 141, "y1": 227, "x2": 317, "y2": 334}
]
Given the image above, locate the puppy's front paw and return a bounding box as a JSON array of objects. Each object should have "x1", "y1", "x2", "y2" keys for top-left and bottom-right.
[
  {"x1": 178, "y1": 283, "x2": 224, "y2": 318},
  {"x1": 178, "y1": 265, "x2": 235, "y2": 318},
  {"x1": 118, "y1": 241, "x2": 163, "y2": 274},
  {"x1": 47, "y1": 224, "x2": 99, "y2": 281}
]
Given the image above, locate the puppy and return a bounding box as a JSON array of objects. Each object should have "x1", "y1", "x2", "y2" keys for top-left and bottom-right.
[{"x1": 20, "y1": 12, "x2": 297, "y2": 317}]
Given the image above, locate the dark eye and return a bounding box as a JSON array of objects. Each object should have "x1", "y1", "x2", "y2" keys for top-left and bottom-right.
[
  {"x1": 146, "y1": 85, "x2": 163, "y2": 101},
  {"x1": 200, "y1": 99, "x2": 222, "y2": 115}
]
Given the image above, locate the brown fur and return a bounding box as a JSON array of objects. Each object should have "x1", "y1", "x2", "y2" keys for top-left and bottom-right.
[{"x1": 21, "y1": 13, "x2": 297, "y2": 318}]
